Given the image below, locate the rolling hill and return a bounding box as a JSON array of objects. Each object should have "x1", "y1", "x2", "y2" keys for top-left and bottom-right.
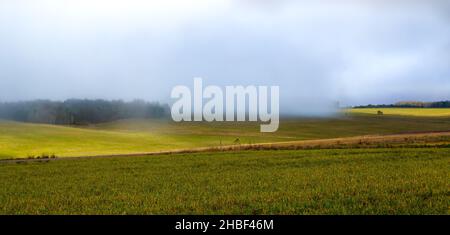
[{"x1": 0, "y1": 110, "x2": 450, "y2": 159}]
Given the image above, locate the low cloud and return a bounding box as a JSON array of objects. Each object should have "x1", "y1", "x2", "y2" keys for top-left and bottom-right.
[{"x1": 0, "y1": 0, "x2": 448, "y2": 115}]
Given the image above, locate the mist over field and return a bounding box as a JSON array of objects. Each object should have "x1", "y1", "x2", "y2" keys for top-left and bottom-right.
[
  {"x1": 0, "y1": 0, "x2": 449, "y2": 115},
  {"x1": 1, "y1": 1, "x2": 450, "y2": 218}
]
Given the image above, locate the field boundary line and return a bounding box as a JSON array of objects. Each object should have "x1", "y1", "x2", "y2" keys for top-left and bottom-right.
[{"x1": 2, "y1": 131, "x2": 450, "y2": 163}]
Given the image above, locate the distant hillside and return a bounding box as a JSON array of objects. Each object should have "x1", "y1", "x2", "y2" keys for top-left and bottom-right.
[
  {"x1": 0, "y1": 99, "x2": 170, "y2": 125},
  {"x1": 354, "y1": 101, "x2": 450, "y2": 108}
]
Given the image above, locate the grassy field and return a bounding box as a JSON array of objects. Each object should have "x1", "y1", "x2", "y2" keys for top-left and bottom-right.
[
  {"x1": 1, "y1": 112, "x2": 450, "y2": 159},
  {"x1": 0, "y1": 148, "x2": 448, "y2": 214},
  {"x1": 348, "y1": 108, "x2": 450, "y2": 117},
  {"x1": 0, "y1": 109, "x2": 449, "y2": 214}
]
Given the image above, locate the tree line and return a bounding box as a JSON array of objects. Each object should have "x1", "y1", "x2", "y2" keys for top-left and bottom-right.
[
  {"x1": 354, "y1": 101, "x2": 450, "y2": 109},
  {"x1": 0, "y1": 99, "x2": 170, "y2": 125}
]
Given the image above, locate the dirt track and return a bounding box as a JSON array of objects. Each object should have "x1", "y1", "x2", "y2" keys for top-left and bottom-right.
[{"x1": 2, "y1": 131, "x2": 450, "y2": 164}]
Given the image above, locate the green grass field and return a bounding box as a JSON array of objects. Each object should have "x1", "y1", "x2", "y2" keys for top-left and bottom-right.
[
  {"x1": 1, "y1": 111, "x2": 450, "y2": 159},
  {"x1": 348, "y1": 108, "x2": 450, "y2": 117},
  {"x1": 1, "y1": 109, "x2": 449, "y2": 214},
  {"x1": 0, "y1": 148, "x2": 448, "y2": 214}
]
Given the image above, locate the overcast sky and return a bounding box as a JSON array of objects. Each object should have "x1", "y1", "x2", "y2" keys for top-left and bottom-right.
[{"x1": 0, "y1": 0, "x2": 449, "y2": 114}]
